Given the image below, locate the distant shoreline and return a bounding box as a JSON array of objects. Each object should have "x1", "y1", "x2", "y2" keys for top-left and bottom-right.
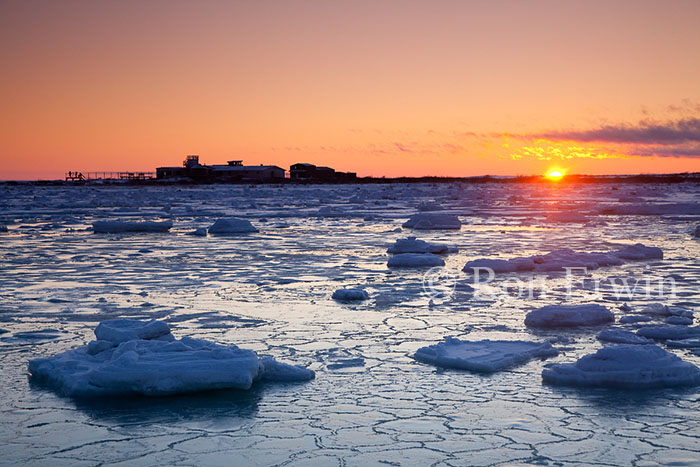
[{"x1": 2, "y1": 172, "x2": 700, "y2": 186}]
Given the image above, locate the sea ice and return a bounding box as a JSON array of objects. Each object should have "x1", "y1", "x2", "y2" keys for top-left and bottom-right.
[
  {"x1": 92, "y1": 220, "x2": 173, "y2": 233},
  {"x1": 542, "y1": 345, "x2": 700, "y2": 388},
  {"x1": 546, "y1": 212, "x2": 589, "y2": 223},
  {"x1": 28, "y1": 319, "x2": 314, "y2": 397},
  {"x1": 666, "y1": 338, "x2": 700, "y2": 348},
  {"x1": 208, "y1": 218, "x2": 258, "y2": 233},
  {"x1": 327, "y1": 357, "x2": 366, "y2": 370},
  {"x1": 619, "y1": 315, "x2": 653, "y2": 324},
  {"x1": 387, "y1": 236, "x2": 451, "y2": 254},
  {"x1": 188, "y1": 227, "x2": 207, "y2": 236},
  {"x1": 402, "y1": 213, "x2": 461, "y2": 230},
  {"x1": 414, "y1": 337, "x2": 558, "y2": 373},
  {"x1": 598, "y1": 202, "x2": 700, "y2": 216},
  {"x1": 613, "y1": 243, "x2": 663, "y2": 260},
  {"x1": 387, "y1": 253, "x2": 445, "y2": 268},
  {"x1": 694, "y1": 225, "x2": 700, "y2": 237},
  {"x1": 636, "y1": 325, "x2": 700, "y2": 340},
  {"x1": 639, "y1": 303, "x2": 671, "y2": 316},
  {"x1": 597, "y1": 329, "x2": 653, "y2": 345},
  {"x1": 525, "y1": 304, "x2": 614, "y2": 328},
  {"x1": 667, "y1": 316, "x2": 694, "y2": 326},
  {"x1": 0, "y1": 224, "x2": 7, "y2": 232},
  {"x1": 332, "y1": 288, "x2": 370, "y2": 301},
  {"x1": 463, "y1": 243, "x2": 662, "y2": 274}
]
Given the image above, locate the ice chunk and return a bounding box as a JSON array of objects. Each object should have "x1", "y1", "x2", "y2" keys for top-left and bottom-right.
[
  {"x1": 94, "y1": 319, "x2": 172, "y2": 343},
  {"x1": 542, "y1": 345, "x2": 700, "y2": 388},
  {"x1": 463, "y1": 243, "x2": 662, "y2": 274},
  {"x1": 666, "y1": 316, "x2": 693, "y2": 326},
  {"x1": 387, "y1": 236, "x2": 451, "y2": 255},
  {"x1": 636, "y1": 325, "x2": 700, "y2": 340},
  {"x1": 464, "y1": 257, "x2": 535, "y2": 273},
  {"x1": 414, "y1": 338, "x2": 558, "y2": 373},
  {"x1": 208, "y1": 218, "x2": 258, "y2": 233},
  {"x1": 332, "y1": 288, "x2": 370, "y2": 301},
  {"x1": 639, "y1": 303, "x2": 671, "y2": 316},
  {"x1": 188, "y1": 227, "x2": 207, "y2": 236},
  {"x1": 619, "y1": 315, "x2": 652, "y2": 324},
  {"x1": 598, "y1": 202, "x2": 700, "y2": 216},
  {"x1": 387, "y1": 253, "x2": 445, "y2": 268},
  {"x1": 92, "y1": 220, "x2": 173, "y2": 233},
  {"x1": 259, "y1": 357, "x2": 316, "y2": 382},
  {"x1": 402, "y1": 213, "x2": 461, "y2": 230},
  {"x1": 28, "y1": 319, "x2": 314, "y2": 397},
  {"x1": 525, "y1": 304, "x2": 614, "y2": 328},
  {"x1": 327, "y1": 357, "x2": 366, "y2": 370},
  {"x1": 694, "y1": 225, "x2": 700, "y2": 237},
  {"x1": 613, "y1": 243, "x2": 663, "y2": 260},
  {"x1": 597, "y1": 329, "x2": 653, "y2": 345},
  {"x1": 546, "y1": 212, "x2": 589, "y2": 223},
  {"x1": 0, "y1": 224, "x2": 7, "y2": 232},
  {"x1": 666, "y1": 338, "x2": 700, "y2": 348}
]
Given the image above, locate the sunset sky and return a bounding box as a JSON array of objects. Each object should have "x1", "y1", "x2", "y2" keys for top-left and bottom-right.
[{"x1": 1, "y1": 0, "x2": 699, "y2": 180}]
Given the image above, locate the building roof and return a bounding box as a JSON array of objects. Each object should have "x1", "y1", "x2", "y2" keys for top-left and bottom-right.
[{"x1": 210, "y1": 165, "x2": 284, "y2": 172}]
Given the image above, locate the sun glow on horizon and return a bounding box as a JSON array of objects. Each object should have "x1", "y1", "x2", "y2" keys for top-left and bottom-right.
[{"x1": 546, "y1": 170, "x2": 564, "y2": 180}]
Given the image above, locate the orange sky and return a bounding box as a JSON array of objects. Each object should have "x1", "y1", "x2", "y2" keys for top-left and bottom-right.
[{"x1": 1, "y1": 0, "x2": 699, "y2": 180}]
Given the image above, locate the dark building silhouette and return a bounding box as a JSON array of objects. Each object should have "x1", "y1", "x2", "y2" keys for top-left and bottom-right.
[
  {"x1": 290, "y1": 163, "x2": 356, "y2": 182},
  {"x1": 157, "y1": 156, "x2": 285, "y2": 182}
]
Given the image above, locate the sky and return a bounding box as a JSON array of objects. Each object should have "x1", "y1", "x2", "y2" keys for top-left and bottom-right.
[{"x1": 1, "y1": 0, "x2": 699, "y2": 180}]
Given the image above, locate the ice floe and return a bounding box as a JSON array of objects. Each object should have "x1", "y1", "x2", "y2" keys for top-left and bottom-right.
[
  {"x1": 387, "y1": 236, "x2": 453, "y2": 255},
  {"x1": 92, "y1": 220, "x2": 173, "y2": 233},
  {"x1": 694, "y1": 224, "x2": 700, "y2": 237},
  {"x1": 332, "y1": 288, "x2": 369, "y2": 301},
  {"x1": 597, "y1": 329, "x2": 653, "y2": 345},
  {"x1": 666, "y1": 338, "x2": 700, "y2": 348},
  {"x1": 546, "y1": 212, "x2": 590, "y2": 223},
  {"x1": 188, "y1": 227, "x2": 207, "y2": 236},
  {"x1": 402, "y1": 213, "x2": 461, "y2": 230},
  {"x1": 639, "y1": 303, "x2": 671, "y2": 316},
  {"x1": 28, "y1": 319, "x2": 314, "y2": 397},
  {"x1": 598, "y1": 202, "x2": 700, "y2": 216},
  {"x1": 327, "y1": 357, "x2": 366, "y2": 370},
  {"x1": 463, "y1": 243, "x2": 662, "y2": 274},
  {"x1": 387, "y1": 253, "x2": 445, "y2": 268},
  {"x1": 525, "y1": 304, "x2": 614, "y2": 328},
  {"x1": 619, "y1": 315, "x2": 653, "y2": 324},
  {"x1": 542, "y1": 345, "x2": 700, "y2": 388},
  {"x1": 667, "y1": 316, "x2": 694, "y2": 326},
  {"x1": 208, "y1": 218, "x2": 258, "y2": 234},
  {"x1": 636, "y1": 325, "x2": 700, "y2": 341},
  {"x1": 414, "y1": 337, "x2": 558, "y2": 373}
]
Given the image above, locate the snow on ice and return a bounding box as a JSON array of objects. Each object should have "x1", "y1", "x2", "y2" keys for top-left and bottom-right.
[
  {"x1": 525, "y1": 304, "x2": 614, "y2": 328},
  {"x1": 28, "y1": 319, "x2": 314, "y2": 397},
  {"x1": 542, "y1": 345, "x2": 700, "y2": 389},
  {"x1": 92, "y1": 220, "x2": 173, "y2": 233},
  {"x1": 414, "y1": 337, "x2": 558, "y2": 373}
]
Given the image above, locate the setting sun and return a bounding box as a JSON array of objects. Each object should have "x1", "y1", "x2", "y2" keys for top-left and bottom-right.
[{"x1": 546, "y1": 170, "x2": 564, "y2": 180}]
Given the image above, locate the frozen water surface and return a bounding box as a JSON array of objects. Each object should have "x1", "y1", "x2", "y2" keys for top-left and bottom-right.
[{"x1": 1, "y1": 182, "x2": 700, "y2": 466}]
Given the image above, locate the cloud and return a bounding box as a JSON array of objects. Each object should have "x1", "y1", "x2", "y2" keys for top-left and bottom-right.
[{"x1": 535, "y1": 118, "x2": 700, "y2": 145}]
